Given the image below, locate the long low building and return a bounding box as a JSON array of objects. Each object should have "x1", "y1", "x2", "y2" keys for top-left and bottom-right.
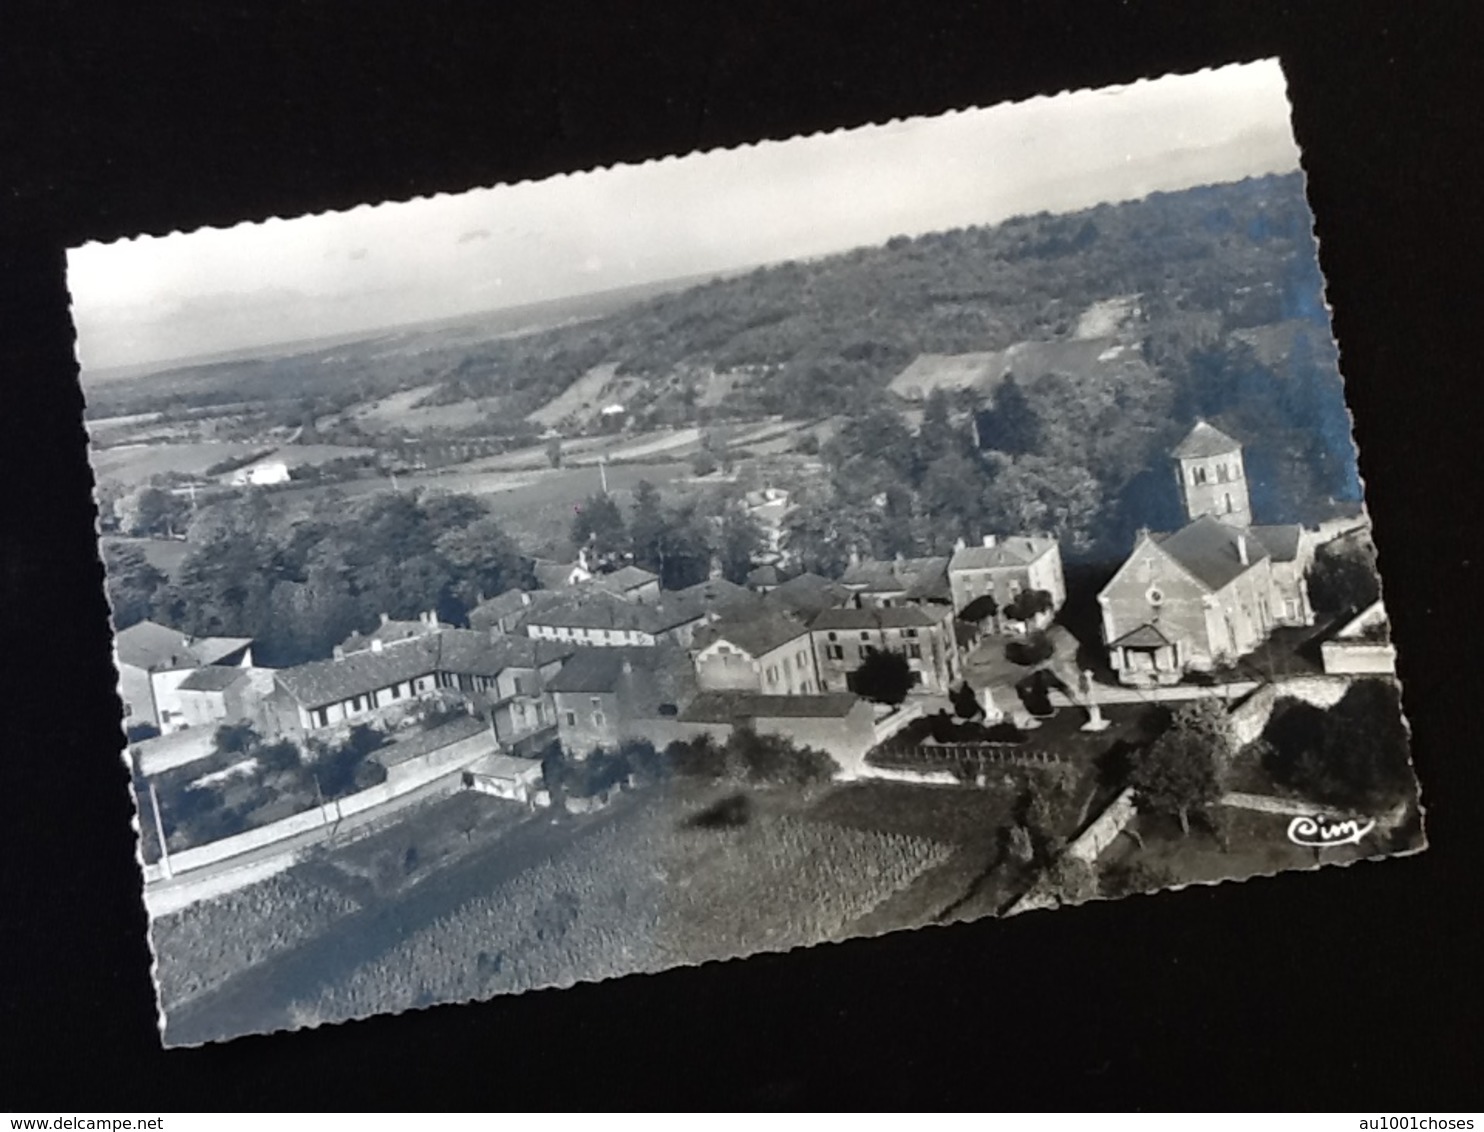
[{"x1": 677, "y1": 691, "x2": 877, "y2": 776}]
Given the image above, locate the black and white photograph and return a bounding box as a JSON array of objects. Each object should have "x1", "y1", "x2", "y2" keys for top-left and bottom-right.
[{"x1": 68, "y1": 57, "x2": 1424, "y2": 1049}]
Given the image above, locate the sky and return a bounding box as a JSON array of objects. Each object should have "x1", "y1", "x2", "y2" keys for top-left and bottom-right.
[{"x1": 68, "y1": 59, "x2": 1303, "y2": 373}]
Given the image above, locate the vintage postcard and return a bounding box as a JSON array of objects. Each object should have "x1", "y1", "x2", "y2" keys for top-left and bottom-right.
[{"x1": 67, "y1": 59, "x2": 1423, "y2": 1046}]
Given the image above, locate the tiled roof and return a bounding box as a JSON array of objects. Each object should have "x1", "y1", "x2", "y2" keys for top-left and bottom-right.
[
  {"x1": 590, "y1": 565, "x2": 659, "y2": 593},
  {"x1": 680, "y1": 691, "x2": 862, "y2": 723},
  {"x1": 745, "y1": 564, "x2": 784, "y2": 588},
  {"x1": 546, "y1": 646, "x2": 696, "y2": 712},
  {"x1": 1153, "y1": 515, "x2": 1268, "y2": 592},
  {"x1": 115, "y1": 620, "x2": 252, "y2": 672},
  {"x1": 523, "y1": 589, "x2": 712, "y2": 635},
  {"x1": 1171, "y1": 420, "x2": 1242, "y2": 459},
  {"x1": 176, "y1": 666, "x2": 250, "y2": 693},
  {"x1": 340, "y1": 617, "x2": 443, "y2": 654},
  {"x1": 468, "y1": 589, "x2": 534, "y2": 628},
  {"x1": 465, "y1": 752, "x2": 544, "y2": 781},
  {"x1": 276, "y1": 630, "x2": 574, "y2": 708},
  {"x1": 669, "y1": 577, "x2": 760, "y2": 618},
  {"x1": 693, "y1": 608, "x2": 812, "y2": 658},
  {"x1": 809, "y1": 605, "x2": 935, "y2": 631},
  {"x1": 841, "y1": 557, "x2": 948, "y2": 596},
  {"x1": 949, "y1": 538, "x2": 1055, "y2": 572},
  {"x1": 765, "y1": 573, "x2": 853, "y2": 617},
  {"x1": 376, "y1": 716, "x2": 489, "y2": 767},
  {"x1": 1249, "y1": 524, "x2": 1305, "y2": 564}
]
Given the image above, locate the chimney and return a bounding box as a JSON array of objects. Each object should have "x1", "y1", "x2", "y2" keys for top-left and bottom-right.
[
  {"x1": 1236, "y1": 534, "x2": 1249, "y2": 566},
  {"x1": 332, "y1": 645, "x2": 345, "y2": 660},
  {"x1": 848, "y1": 547, "x2": 861, "y2": 568},
  {"x1": 621, "y1": 659, "x2": 634, "y2": 676},
  {"x1": 371, "y1": 638, "x2": 385, "y2": 653},
  {"x1": 954, "y1": 537, "x2": 967, "y2": 552},
  {"x1": 982, "y1": 535, "x2": 997, "y2": 548},
  {"x1": 521, "y1": 592, "x2": 532, "y2": 606},
  {"x1": 379, "y1": 612, "x2": 390, "y2": 626}
]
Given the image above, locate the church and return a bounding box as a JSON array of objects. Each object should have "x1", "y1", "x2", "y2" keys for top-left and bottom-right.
[{"x1": 1097, "y1": 421, "x2": 1315, "y2": 686}]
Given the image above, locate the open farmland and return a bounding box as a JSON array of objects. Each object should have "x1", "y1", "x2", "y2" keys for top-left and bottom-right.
[
  {"x1": 289, "y1": 785, "x2": 952, "y2": 1027},
  {"x1": 89, "y1": 441, "x2": 267, "y2": 487}
]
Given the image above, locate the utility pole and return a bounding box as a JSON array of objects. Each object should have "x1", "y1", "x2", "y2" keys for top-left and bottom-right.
[{"x1": 148, "y1": 780, "x2": 173, "y2": 880}]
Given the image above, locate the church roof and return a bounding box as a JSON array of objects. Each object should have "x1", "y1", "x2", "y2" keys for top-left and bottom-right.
[
  {"x1": 1249, "y1": 524, "x2": 1305, "y2": 563},
  {"x1": 1171, "y1": 420, "x2": 1243, "y2": 460},
  {"x1": 1153, "y1": 515, "x2": 1269, "y2": 592}
]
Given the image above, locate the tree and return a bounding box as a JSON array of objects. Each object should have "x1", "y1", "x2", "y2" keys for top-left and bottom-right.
[
  {"x1": 959, "y1": 594, "x2": 998, "y2": 625},
  {"x1": 1306, "y1": 539, "x2": 1381, "y2": 617},
  {"x1": 1282, "y1": 679, "x2": 1412, "y2": 812},
  {"x1": 950, "y1": 681, "x2": 984, "y2": 721},
  {"x1": 712, "y1": 502, "x2": 766, "y2": 584},
  {"x1": 1043, "y1": 855, "x2": 1099, "y2": 906},
  {"x1": 851, "y1": 647, "x2": 913, "y2": 706},
  {"x1": 571, "y1": 493, "x2": 626, "y2": 561},
  {"x1": 213, "y1": 721, "x2": 262, "y2": 757},
  {"x1": 977, "y1": 375, "x2": 1041, "y2": 455},
  {"x1": 1129, "y1": 699, "x2": 1233, "y2": 834},
  {"x1": 103, "y1": 543, "x2": 167, "y2": 629},
  {"x1": 627, "y1": 480, "x2": 668, "y2": 573},
  {"x1": 118, "y1": 485, "x2": 191, "y2": 538},
  {"x1": 1005, "y1": 588, "x2": 1055, "y2": 625}
]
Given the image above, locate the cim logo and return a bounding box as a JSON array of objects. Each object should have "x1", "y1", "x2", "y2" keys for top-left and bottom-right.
[{"x1": 1286, "y1": 814, "x2": 1376, "y2": 848}]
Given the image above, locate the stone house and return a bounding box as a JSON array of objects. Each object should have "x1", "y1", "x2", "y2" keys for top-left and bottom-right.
[
  {"x1": 808, "y1": 604, "x2": 961, "y2": 696},
  {"x1": 691, "y1": 609, "x2": 821, "y2": 696},
  {"x1": 677, "y1": 691, "x2": 877, "y2": 777},
  {"x1": 947, "y1": 535, "x2": 1066, "y2": 631},
  {"x1": 839, "y1": 553, "x2": 953, "y2": 611},
  {"x1": 546, "y1": 645, "x2": 697, "y2": 758},
  {"x1": 113, "y1": 619, "x2": 255, "y2": 735}
]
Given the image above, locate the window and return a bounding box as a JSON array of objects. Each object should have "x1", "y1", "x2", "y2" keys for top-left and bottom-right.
[
  {"x1": 827, "y1": 632, "x2": 838, "y2": 642},
  {"x1": 590, "y1": 697, "x2": 602, "y2": 708},
  {"x1": 592, "y1": 711, "x2": 606, "y2": 728},
  {"x1": 564, "y1": 711, "x2": 577, "y2": 727},
  {"x1": 905, "y1": 628, "x2": 918, "y2": 639},
  {"x1": 315, "y1": 707, "x2": 330, "y2": 728},
  {"x1": 1147, "y1": 587, "x2": 1165, "y2": 606},
  {"x1": 908, "y1": 644, "x2": 922, "y2": 660},
  {"x1": 860, "y1": 631, "x2": 870, "y2": 641},
  {"x1": 828, "y1": 645, "x2": 844, "y2": 661},
  {"x1": 1224, "y1": 493, "x2": 1234, "y2": 514},
  {"x1": 390, "y1": 683, "x2": 402, "y2": 700},
  {"x1": 766, "y1": 666, "x2": 778, "y2": 686},
  {"x1": 1194, "y1": 466, "x2": 1207, "y2": 485},
  {"x1": 513, "y1": 676, "x2": 527, "y2": 696},
  {"x1": 1216, "y1": 463, "x2": 1229, "y2": 483}
]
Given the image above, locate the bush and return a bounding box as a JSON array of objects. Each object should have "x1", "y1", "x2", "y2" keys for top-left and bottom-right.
[{"x1": 1005, "y1": 631, "x2": 1054, "y2": 667}]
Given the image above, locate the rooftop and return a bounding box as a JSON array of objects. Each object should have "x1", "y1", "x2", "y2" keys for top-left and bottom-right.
[
  {"x1": 1153, "y1": 515, "x2": 1270, "y2": 592},
  {"x1": 376, "y1": 715, "x2": 489, "y2": 767},
  {"x1": 810, "y1": 605, "x2": 936, "y2": 631},
  {"x1": 948, "y1": 537, "x2": 1056, "y2": 572},
  {"x1": 764, "y1": 572, "x2": 854, "y2": 617},
  {"x1": 1249, "y1": 524, "x2": 1305, "y2": 564},
  {"x1": 1109, "y1": 624, "x2": 1173, "y2": 649},
  {"x1": 115, "y1": 620, "x2": 253, "y2": 672},
  {"x1": 522, "y1": 589, "x2": 713, "y2": 635},
  {"x1": 1171, "y1": 420, "x2": 1243, "y2": 460},
  {"x1": 693, "y1": 608, "x2": 812, "y2": 658},
  {"x1": 176, "y1": 666, "x2": 251, "y2": 693},
  {"x1": 590, "y1": 565, "x2": 660, "y2": 593}
]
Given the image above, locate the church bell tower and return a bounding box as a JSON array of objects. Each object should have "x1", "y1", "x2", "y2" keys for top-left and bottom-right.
[{"x1": 1172, "y1": 420, "x2": 1251, "y2": 528}]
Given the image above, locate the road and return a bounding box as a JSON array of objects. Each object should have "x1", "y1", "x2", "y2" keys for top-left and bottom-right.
[{"x1": 145, "y1": 766, "x2": 472, "y2": 916}]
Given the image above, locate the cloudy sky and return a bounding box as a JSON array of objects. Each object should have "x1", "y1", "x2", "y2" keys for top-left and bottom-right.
[{"x1": 68, "y1": 59, "x2": 1302, "y2": 372}]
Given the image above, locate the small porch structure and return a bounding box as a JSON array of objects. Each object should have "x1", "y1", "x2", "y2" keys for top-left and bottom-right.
[{"x1": 1108, "y1": 624, "x2": 1182, "y2": 687}]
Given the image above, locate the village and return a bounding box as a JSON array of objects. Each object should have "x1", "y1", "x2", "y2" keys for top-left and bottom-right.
[{"x1": 122, "y1": 415, "x2": 1405, "y2": 947}]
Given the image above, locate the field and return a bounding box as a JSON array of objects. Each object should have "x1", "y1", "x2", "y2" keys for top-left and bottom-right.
[
  {"x1": 290, "y1": 782, "x2": 955, "y2": 1027},
  {"x1": 89, "y1": 440, "x2": 266, "y2": 487}
]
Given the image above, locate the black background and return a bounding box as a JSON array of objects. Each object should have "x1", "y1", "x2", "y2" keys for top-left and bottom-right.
[{"x1": 3, "y1": 0, "x2": 1481, "y2": 1112}]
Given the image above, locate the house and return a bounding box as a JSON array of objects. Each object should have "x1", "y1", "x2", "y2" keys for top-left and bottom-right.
[
  {"x1": 677, "y1": 691, "x2": 877, "y2": 777},
  {"x1": 228, "y1": 460, "x2": 291, "y2": 487},
  {"x1": 692, "y1": 608, "x2": 820, "y2": 696},
  {"x1": 1320, "y1": 600, "x2": 1396, "y2": 676},
  {"x1": 264, "y1": 628, "x2": 574, "y2": 740},
  {"x1": 468, "y1": 588, "x2": 540, "y2": 635},
  {"x1": 947, "y1": 535, "x2": 1067, "y2": 630},
  {"x1": 1098, "y1": 423, "x2": 1314, "y2": 686},
  {"x1": 336, "y1": 610, "x2": 447, "y2": 656},
  {"x1": 521, "y1": 587, "x2": 728, "y2": 650},
  {"x1": 589, "y1": 564, "x2": 661, "y2": 603},
  {"x1": 809, "y1": 604, "x2": 961, "y2": 696},
  {"x1": 114, "y1": 620, "x2": 255, "y2": 734},
  {"x1": 532, "y1": 549, "x2": 594, "y2": 590},
  {"x1": 546, "y1": 645, "x2": 697, "y2": 757},
  {"x1": 744, "y1": 563, "x2": 786, "y2": 593},
  {"x1": 171, "y1": 664, "x2": 277, "y2": 733},
  {"x1": 463, "y1": 752, "x2": 547, "y2": 804},
  {"x1": 840, "y1": 553, "x2": 953, "y2": 609}
]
